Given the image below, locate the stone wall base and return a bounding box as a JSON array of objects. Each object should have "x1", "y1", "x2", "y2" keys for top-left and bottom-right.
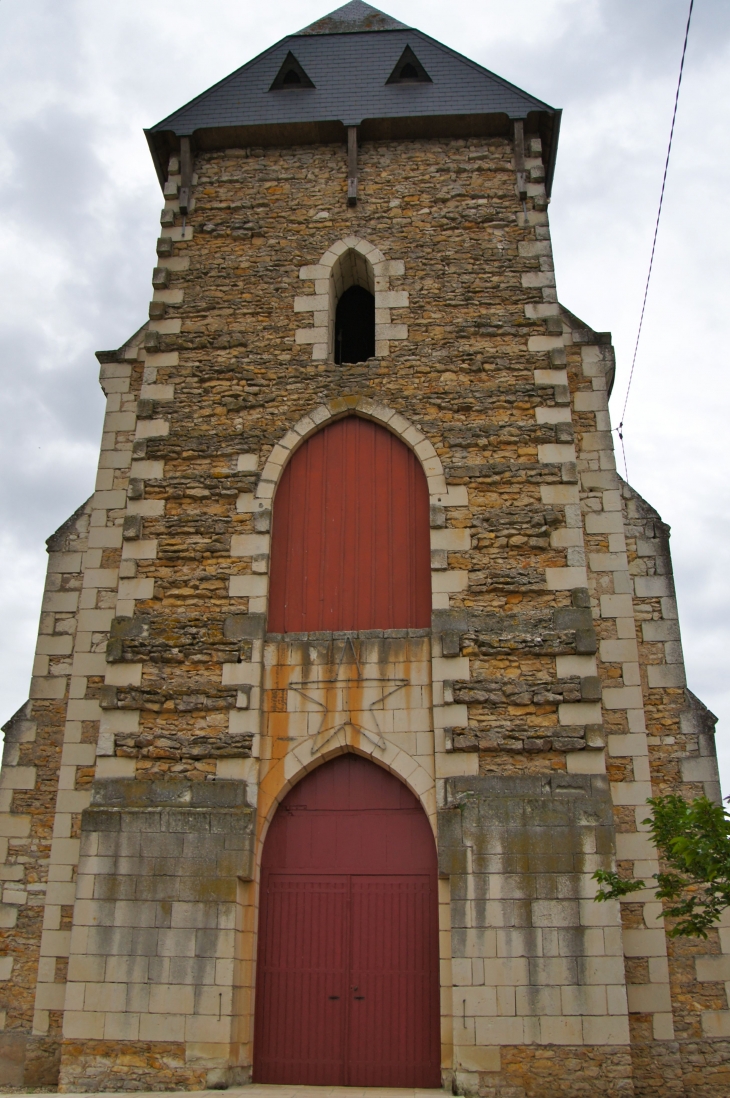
[
  {"x1": 0, "y1": 1033, "x2": 28, "y2": 1088},
  {"x1": 463, "y1": 1040, "x2": 730, "y2": 1098},
  {"x1": 630, "y1": 1038, "x2": 730, "y2": 1097},
  {"x1": 47, "y1": 1036, "x2": 730, "y2": 1094},
  {"x1": 629, "y1": 1040, "x2": 683, "y2": 1097},
  {"x1": 24, "y1": 1036, "x2": 63, "y2": 1088},
  {"x1": 58, "y1": 1040, "x2": 209, "y2": 1092},
  {"x1": 469, "y1": 1045, "x2": 634, "y2": 1098},
  {"x1": 0, "y1": 1034, "x2": 61, "y2": 1089}
]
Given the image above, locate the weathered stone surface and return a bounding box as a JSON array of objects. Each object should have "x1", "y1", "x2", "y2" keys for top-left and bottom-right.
[
  {"x1": 59, "y1": 1039, "x2": 208, "y2": 1092},
  {"x1": 0, "y1": 36, "x2": 723, "y2": 1095}
]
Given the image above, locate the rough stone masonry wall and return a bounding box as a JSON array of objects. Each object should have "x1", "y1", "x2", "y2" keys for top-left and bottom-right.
[
  {"x1": 568, "y1": 317, "x2": 730, "y2": 1096},
  {"x1": 623, "y1": 482, "x2": 729, "y2": 1093},
  {"x1": 0, "y1": 321, "x2": 144, "y2": 1086},
  {"x1": 0, "y1": 500, "x2": 96, "y2": 1087},
  {"x1": 0, "y1": 125, "x2": 725, "y2": 1095},
  {"x1": 60, "y1": 132, "x2": 639, "y2": 1091}
]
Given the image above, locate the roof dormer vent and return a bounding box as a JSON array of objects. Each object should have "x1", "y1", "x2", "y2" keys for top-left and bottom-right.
[
  {"x1": 386, "y1": 46, "x2": 432, "y2": 85},
  {"x1": 270, "y1": 51, "x2": 315, "y2": 90}
]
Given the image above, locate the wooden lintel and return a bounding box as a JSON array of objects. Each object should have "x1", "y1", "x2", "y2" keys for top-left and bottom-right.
[
  {"x1": 347, "y1": 126, "x2": 358, "y2": 206},
  {"x1": 179, "y1": 136, "x2": 193, "y2": 214},
  {"x1": 513, "y1": 119, "x2": 527, "y2": 202}
]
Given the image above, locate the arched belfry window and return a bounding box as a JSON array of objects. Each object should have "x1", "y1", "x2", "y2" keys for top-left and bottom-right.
[
  {"x1": 335, "y1": 287, "x2": 374, "y2": 363},
  {"x1": 330, "y1": 248, "x2": 375, "y2": 364},
  {"x1": 268, "y1": 417, "x2": 431, "y2": 633}
]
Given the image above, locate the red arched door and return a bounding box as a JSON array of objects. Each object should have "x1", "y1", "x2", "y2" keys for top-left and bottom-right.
[
  {"x1": 268, "y1": 416, "x2": 431, "y2": 633},
  {"x1": 253, "y1": 755, "x2": 441, "y2": 1087}
]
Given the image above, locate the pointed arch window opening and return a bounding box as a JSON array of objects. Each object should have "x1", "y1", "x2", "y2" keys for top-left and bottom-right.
[
  {"x1": 330, "y1": 247, "x2": 376, "y2": 364},
  {"x1": 335, "y1": 286, "x2": 375, "y2": 364}
]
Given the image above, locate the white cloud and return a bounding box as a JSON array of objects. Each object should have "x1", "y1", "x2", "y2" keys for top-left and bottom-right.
[{"x1": 0, "y1": 0, "x2": 728, "y2": 794}]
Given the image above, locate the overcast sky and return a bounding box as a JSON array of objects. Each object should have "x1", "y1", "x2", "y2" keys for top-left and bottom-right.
[{"x1": 0, "y1": 0, "x2": 728, "y2": 788}]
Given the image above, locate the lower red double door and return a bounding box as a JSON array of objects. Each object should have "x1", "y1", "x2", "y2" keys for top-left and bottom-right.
[{"x1": 253, "y1": 756, "x2": 441, "y2": 1088}]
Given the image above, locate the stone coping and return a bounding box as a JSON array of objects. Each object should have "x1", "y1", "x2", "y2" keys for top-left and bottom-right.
[
  {"x1": 89, "y1": 778, "x2": 250, "y2": 808},
  {"x1": 445, "y1": 772, "x2": 610, "y2": 799}
]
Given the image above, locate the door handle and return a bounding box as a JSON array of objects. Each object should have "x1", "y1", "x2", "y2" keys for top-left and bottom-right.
[
  {"x1": 354, "y1": 995, "x2": 365, "y2": 1000},
  {"x1": 328, "y1": 995, "x2": 340, "y2": 1000}
]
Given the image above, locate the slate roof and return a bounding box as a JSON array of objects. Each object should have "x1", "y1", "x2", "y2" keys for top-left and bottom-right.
[{"x1": 146, "y1": 1, "x2": 560, "y2": 191}]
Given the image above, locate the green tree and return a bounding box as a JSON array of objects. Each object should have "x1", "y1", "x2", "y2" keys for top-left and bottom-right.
[{"x1": 593, "y1": 794, "x2": 730, "y2": 939}]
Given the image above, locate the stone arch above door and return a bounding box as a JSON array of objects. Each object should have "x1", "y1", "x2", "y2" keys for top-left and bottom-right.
[
  {"x1": 256, "y1": 396, "x2": 448, "y2": 503},
  {"x1": 232, "y1": 397, "x2": 469, "y2": 618},
  {"x1": 267, "y1": 415, "x2": 431, "y2": 633}
]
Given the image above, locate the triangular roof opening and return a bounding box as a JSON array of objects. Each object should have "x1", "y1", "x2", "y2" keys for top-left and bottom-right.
[
  {"x1": 386, "y1": 45, "x2": 432, "y2": 85},
  {"x1": 269, "y1": 51, "x2": 315, "y2": 90}
]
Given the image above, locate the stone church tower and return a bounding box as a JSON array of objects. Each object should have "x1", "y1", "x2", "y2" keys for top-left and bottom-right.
[{"x1": 0, "y1": 2, "x2": 726, "y2": 1094}]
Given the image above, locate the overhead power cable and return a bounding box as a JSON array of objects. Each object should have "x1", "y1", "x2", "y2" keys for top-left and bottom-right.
[{"x1": 616, "y1": 0, "x2": 694, "y2": 480}]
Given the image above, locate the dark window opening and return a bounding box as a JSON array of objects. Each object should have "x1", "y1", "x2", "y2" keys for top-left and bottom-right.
[
  {"x1": 335, "y1": 286, "x2": 375, "y2": 364},
  {"x1": 386, "y1": 46, "x2": 432, "y2": 85},
  {"x1": 269, "y1": 51, "x2": 315, "y2": 90}
]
